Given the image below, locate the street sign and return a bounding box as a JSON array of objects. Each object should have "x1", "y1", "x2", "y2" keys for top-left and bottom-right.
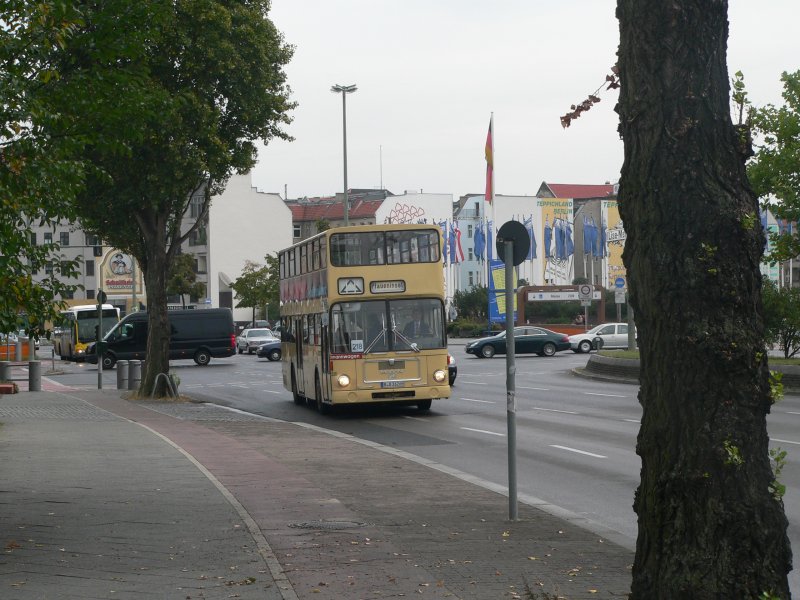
[
  {"x1": 580, "y1": 299, "x2": 591, "y2": 307},
  {"x1": 496, "y1": 221, "x2": 530, "y2": 266},
  {"x1": 614, "y1": 277, "x2": 625, "y2": 289},
  {"x1": 97, "y1": 289, "x2": 107, "y2": 304},
  {"x1": 615, "y1": 289, "x2": 626, "y2": 304},
  {"x1": 578, "y1": 284, "x2": 592, "y2": 301}
]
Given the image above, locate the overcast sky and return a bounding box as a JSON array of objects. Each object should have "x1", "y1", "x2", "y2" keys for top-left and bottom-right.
[{"x1": 252, "y1": 0, "x2": 799, "y2": 200}]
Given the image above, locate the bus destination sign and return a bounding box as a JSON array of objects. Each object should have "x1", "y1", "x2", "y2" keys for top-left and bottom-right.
[{"x1": 370, "y1": 280, "x2": 406, "y2": 294}]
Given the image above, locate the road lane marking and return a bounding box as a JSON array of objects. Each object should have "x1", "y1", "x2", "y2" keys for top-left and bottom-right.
[
  {"x1": 261, "y1": 390, "x2": 282, "y2": 394},
  {"x1": 623, "y1": 419, "x2": 640, "y2": 423},
  {"x1": 518, "y1": 386, "x2": 550, "y2": 391},
  {"x1": 460, "y1": 381, "x2": 488, "y2": 385},
  {"x1": 533, "y1": 407, "x2": 578, "y2": 414},
  {"x1": 403, "y1": 415, "x2": 427, "y2": 421},
  {"x1": 787, "y1": 412, "x2": 800, "y2": 415},
  {"x1": 584, "y1": 392, "x2": 627, "y2": 398},
  {"x1": 461, "y1": 397, "x2": 495, "y2": 404},
  {"x1": 461, "y1": 427, "x2": 505, "y2": 437},
  {"x1": 771, "y1": 438, "x2": 800, "y2": 446},
  {"x1": 550, "y1": 445, "x2": 606, "y2": 458}
]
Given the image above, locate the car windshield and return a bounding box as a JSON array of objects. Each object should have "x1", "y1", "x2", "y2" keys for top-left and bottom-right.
[{"x1": 248, "y1": 329, "x2": 272, "y2": 337}]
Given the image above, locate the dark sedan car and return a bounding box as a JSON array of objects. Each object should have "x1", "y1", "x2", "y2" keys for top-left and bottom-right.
[
  {"x1": 465, "y1": 326, "x2": 570, "y2": 358},
  {"x1": 256, "y1": 339, "x2": 282, "y2": 361}
]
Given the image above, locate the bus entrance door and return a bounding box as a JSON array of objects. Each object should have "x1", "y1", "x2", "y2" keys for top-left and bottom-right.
[{"x1": 293, "y1": 318, "x2": 305, "y2": 398}]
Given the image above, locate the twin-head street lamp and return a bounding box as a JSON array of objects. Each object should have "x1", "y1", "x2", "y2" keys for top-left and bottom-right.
[{"x1": 331, "y1": 84, "x2": 357, "y2": 226}]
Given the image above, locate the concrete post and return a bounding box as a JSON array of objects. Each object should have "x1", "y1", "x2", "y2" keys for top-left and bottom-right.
[
  {"x1": 117, "y1": 360, "x2": 129, "y2": 390},
  {"x1": 0, "y1": 361, "x2": 10, "y2": 381},
  {"x1": 28, "y1": 361, "x2": 42, "y2": 392},
  {"x1": 14, "y1": 339, "x2": 22, "y2": 361},
  {"x1": 128, "y1": 360, "x2": 141, "y2": 391}
]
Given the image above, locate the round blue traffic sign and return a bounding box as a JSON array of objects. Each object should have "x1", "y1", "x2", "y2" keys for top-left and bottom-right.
[{"x1": 614, "y1": 277, "x2": 625, "y2": 289}]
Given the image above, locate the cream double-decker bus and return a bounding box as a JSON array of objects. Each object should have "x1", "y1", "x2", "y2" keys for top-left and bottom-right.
[{"x1": 279, "y1": 224, "x2": 450, "y2": 414}]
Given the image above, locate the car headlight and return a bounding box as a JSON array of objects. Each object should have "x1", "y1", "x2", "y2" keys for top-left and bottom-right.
[
  {"x1": 337, "y1": 374, "x2": 350, "y2": 387},
  {"x1": 433, "y1": 369, "x2": 447, "y2": 383}
]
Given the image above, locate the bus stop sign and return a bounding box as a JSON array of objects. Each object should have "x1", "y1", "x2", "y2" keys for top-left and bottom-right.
[{"x1": 496, "y1": 220, "x2": 530, "y2": 266}]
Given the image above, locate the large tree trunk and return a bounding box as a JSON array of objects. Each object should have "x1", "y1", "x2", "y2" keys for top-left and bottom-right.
[
  {"x1": 616, "y1": 1, "x2": 792, "y2": 596},
  {"x1": 138, "y1": 213, "x2": 171, "y2": 398}
]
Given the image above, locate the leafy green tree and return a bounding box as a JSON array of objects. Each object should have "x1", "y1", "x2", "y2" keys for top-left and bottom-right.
[
  {"x1": 762, "y1": 277, "x2": 800, "y2": 358},
  {"x1": 37, "y1": 0, "x2": 294, "y2": 395},
  {"x1": 0, "y1": 2, "x2": 85, "y2": 336},
  {"x1": 617, "y1": 1, "x2": 791, "y2": 595},
  {"x1": 452, "y1": 286, "x2": 487, "y2": 320},
  {"x1": 747, "y1": 70, "x2": 800, "y2": 262},
  {"x1": 231, "y1": 254, "x2": 279, "y2": 324},
  {"x1": 315, "y1": 218, "x2": 331, "y2": 233},
  {"x1": 166, "y1": 254, "x2": 206, "y2": 309}
]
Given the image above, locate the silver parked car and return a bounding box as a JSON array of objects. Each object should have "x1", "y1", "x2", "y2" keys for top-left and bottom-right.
[
  {"x1": 568, "y1": 322, "x2": 633, "y2": 353},
  {"x1": 236, "y1": 328, "x2": 276, "y2": 354}
]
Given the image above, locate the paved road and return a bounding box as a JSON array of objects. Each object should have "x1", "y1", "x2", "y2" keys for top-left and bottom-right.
[{"x1": 39, "y1": 345, "x2": 800, "y2": 593}]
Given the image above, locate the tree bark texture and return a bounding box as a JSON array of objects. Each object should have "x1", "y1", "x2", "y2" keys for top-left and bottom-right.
[
  {"x1": 138, "y1": 211, "x2": 171, "y2": 398},
  {"x1": 616, "y1": 1, "x2": 792, "y2": 597}
]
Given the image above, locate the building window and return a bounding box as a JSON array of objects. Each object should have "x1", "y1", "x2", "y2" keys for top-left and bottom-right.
[
  {"x1": 30, "y1": 232, "x2": 37, "y2": 245},
  {"x1": 468, "y1": 224, "x2": 473, "y2": 238},
  {"x1": 63, "y1": 289, "x2": 74, "y2": 300},
  {"x1": 86, "y1": 289, "x2": 95, "y2": 300},
  {"x1": 189, "y1": 227, "x2": 207, "y2": 246},
  {"x1": 293, "y1": 224, "x2": 301, "y2": 239},
  {"x1": 468, "y1": 248, "x2": 474, "y2": 261},
  {"x1": 468, "y1": 271, "x2": 474, "y2": 286},
  {"x1": 86, "y1": 261, "x2": 95, "y2": 276},
  {"x1": 189, "y1": 195, "x2": 204, "y2": 218},
  {"x1": 196, "y1": 255, "x2": 207, "y2": 274},
  {"x1": 60, "y1": 232, "x2": 70, "y2": 246},
  {"x1": 85, "y1": 234, "x2": 100, "y2": 246},
  {"x1": 44, "y1": 232, "x2": 53, "y2": 244},
  {"x1": 45, "y1": 262, "x2": 54, "y2": 275}
]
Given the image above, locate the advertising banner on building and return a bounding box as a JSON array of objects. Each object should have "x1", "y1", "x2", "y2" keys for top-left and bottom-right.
[
  {"x1": 603, "y1": 200, "x2": 627, "y2": 288},
  {"x1": 488, "y1": 258, "x2": 518, "y2": 323},
  {"x1": 537, "y1": 198, "x2": 574, "y2": 285}
]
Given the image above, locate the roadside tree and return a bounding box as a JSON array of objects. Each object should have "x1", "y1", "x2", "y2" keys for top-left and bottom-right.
[
  {"x1": 0, "y1": 2, "x2": 85, "y2": 336},
  {"x1": 616, "y1": 1, "x2": 791, "y2": 596},
  {"x1": 762, "y1": 277, "x2": 800, "y2": 359},
  {"x1": 167, "y1": 254, "x2": 206, "y2": 309},
  {"x1": 39, "y1": 1, "x2": 294, "y2": 395},
  {"x1": 747, "y1": 70, "x2": 800, "y2": 262},
  {"x1": 231, "y1": 254, "x2": 279, "y2": 324}
]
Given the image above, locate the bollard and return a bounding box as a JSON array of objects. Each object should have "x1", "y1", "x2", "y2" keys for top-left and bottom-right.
[
  {"x1": 0, "y1": 361, "x2": 10, "y2": 381},
  {"x1": 28, "y1": 361, "x2": 42, "y2": 392},
  {"x1": 116, "y1": 360, "x2": 129, "y2": 390},
  {"x1": 15, "y1": 339, "x2": 22, "y2": 362},
  {"x1": 129, "y1": 360, "x2": 141, "y2": 391}
]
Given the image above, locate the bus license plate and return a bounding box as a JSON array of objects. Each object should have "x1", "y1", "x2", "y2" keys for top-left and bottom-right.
[{"x1": 381, "y1": 381, "x2": 404, "y2": 388}]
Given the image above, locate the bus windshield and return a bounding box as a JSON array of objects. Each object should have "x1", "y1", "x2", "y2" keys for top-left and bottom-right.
[
  {"x1": 331, "y1": 298, "x2": 445, "y2": 354},
  {"x1": 75, "y1": 309, "x2": 119, "y2": 342}
]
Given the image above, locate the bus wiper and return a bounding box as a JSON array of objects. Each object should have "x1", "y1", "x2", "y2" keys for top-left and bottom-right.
[
  {"x1": 364, "y1": 329, "x2": 386, "y2": 353},
  {"x1": 390, "y1": 314, "x2": 419, "y2": 352}
]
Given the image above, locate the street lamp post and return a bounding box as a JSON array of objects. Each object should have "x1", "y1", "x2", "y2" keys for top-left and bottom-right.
[{"x1": 331, "y1": 83, "x2": 357, "y2": 226}]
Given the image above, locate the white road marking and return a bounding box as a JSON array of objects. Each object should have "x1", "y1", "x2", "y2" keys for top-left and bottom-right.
[
  {"x1": 518, "y1": 385, "x2": 550, "y2": 391},
  {"x1": 623, "y1": 419, "x2": 641, "y2": 423},
  {"x1": 461, "y1": 427, "x2": 505, "y2": 437},
  {"x1": 584, "y1": 392, "x2": 627, "y2": 398},
  {"x1": 261, "y1": 390, "x2": 282, "y2": 395},
  {"x1": 532, "y1": 407, "x2": 578, "y2": 415},
  {"x1": 403, "y1": 415, "x2": 427, "y2": 421},
  {"x1": 787, "y1": 412, "x2": 800, "y2": 415},
  {"x1": 771, "y1": 438, "x2": 800, "y2": 446},
  {"x1": 461, "y1": 397, "x2": 495, "y2": 404},
  {"x1": 460, "y1": 381, "x2": 488, "y2": 385},
  {"x1": 550, "y1": 445, "x2": 607, "y2": 458}
]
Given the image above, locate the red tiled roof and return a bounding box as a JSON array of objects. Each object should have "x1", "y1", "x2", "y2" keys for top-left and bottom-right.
[
  {"x1": 545, "y1": 183, "x2": 615, "y2": 199},
  {"x1": 289, "y1": 198, "x2": 383, "y2": 221}
]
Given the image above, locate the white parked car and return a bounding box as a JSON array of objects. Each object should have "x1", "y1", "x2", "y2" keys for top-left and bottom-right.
[
  {"x1": 236, "y1": 328, "x2": 277, "y2": 354},
  {"x1": 569, "y1": 322, "x2": 633, "y2": 353}
]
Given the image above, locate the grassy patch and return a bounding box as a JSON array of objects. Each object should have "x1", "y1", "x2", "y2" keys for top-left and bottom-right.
[{"x1": 768, "y1": 357, "x2": 800, "y2": 366}]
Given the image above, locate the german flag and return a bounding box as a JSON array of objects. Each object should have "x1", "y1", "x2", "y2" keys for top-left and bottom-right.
[{"x1": 484, "y1": 117, "x2": 493, "y2": 203}]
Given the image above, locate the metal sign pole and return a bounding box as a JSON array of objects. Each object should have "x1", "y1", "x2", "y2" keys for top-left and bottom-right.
[
  {"x1": 97, "y1": 299, "x2": 103, "y2": 390},
  {"x1": 505, "y1": 239, "x2": 518, "y2": 521}
]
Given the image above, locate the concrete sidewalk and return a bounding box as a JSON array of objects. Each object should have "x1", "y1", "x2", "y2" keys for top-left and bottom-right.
[{"x1": 0, "y1": 389, "x2": 633, "y2": 599}]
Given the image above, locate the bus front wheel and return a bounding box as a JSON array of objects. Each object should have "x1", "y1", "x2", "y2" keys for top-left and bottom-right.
[
  {"x1": 417, "y1": 399, "x2": 432, "y2": 411},
  {"x1": 315, "y1": 377, "x2": 330, "y2": 415}
]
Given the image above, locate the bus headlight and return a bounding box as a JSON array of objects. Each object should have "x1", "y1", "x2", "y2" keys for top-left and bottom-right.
[
  {"x1": 337, "y1": 374, "x2": 350, "y2": 387},
  {"x1": 433, "y1": 369, "x2": 447, "y2": 383}
]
